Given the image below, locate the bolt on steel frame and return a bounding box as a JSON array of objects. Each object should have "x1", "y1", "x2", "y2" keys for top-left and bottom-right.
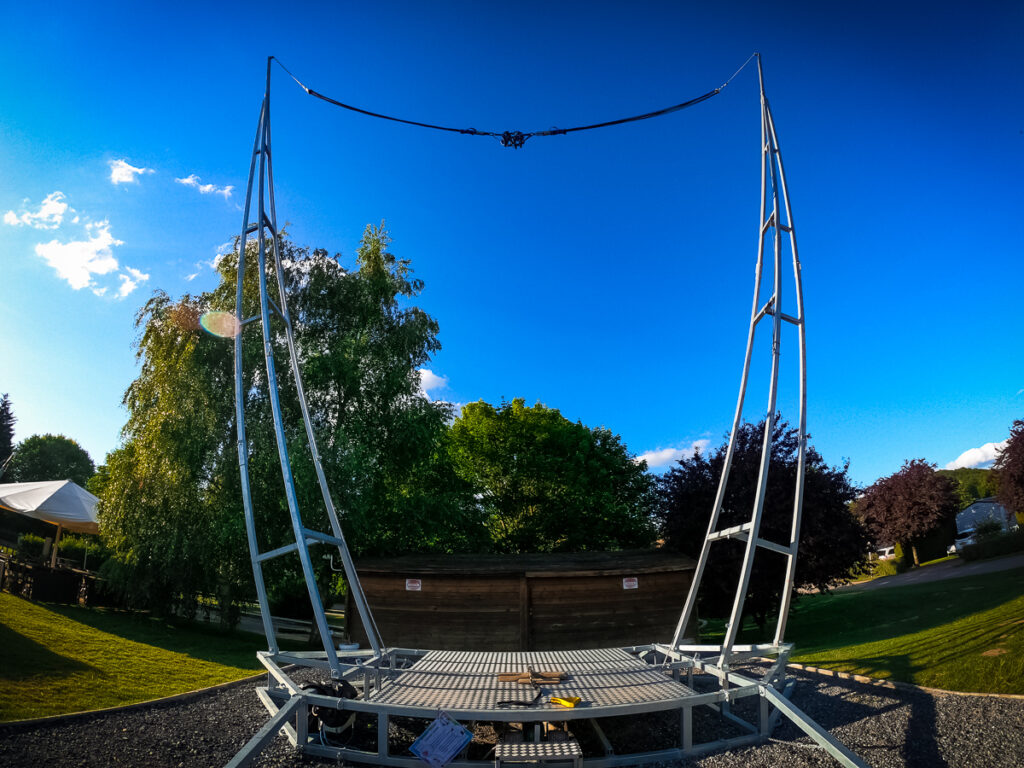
[{"x1": 227, "y1": 55, "x2": 867, "y2": 768}]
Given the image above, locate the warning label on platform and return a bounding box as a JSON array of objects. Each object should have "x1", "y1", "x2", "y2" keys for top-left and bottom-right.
[{"x1": 410, "y1": 712, "x2": 472, "y2": 768}]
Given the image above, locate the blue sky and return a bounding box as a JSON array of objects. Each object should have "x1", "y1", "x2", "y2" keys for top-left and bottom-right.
[{"x1": 1, "y1": 1, "x2": 1021, "y2": 487}]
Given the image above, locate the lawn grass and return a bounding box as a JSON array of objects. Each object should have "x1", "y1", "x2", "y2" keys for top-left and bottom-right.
[
  {"x1": 0, "y1": 593, "x2": 269, "y2": 721},
  {"x1": 704, "y1": 566, "x2": 1024, "y2": 694}
]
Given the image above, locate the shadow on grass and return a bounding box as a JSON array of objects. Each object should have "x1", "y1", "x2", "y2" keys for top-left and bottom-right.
[
  {"x1": 0, "y1": 623, "x2": 94, "y2": 681},
  {"x1": 769, "y1": 567, "x2": 1024, "y2": 652},
  {"x1": 38, "y1": 603, "x2": 269, "y2": 669},
  {"x1": 793, "y1": 598, "x2": 1024, "y2": 691}
]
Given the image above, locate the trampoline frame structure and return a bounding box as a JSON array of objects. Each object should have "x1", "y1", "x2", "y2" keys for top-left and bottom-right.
[{"x1": 226, "y1": 55, "x2": 868, "y2": 768}]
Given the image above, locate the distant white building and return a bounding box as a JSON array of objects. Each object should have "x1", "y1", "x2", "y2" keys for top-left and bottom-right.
[{"x1": 956, "y1": 497, "x2": 1016, "y2": 535}]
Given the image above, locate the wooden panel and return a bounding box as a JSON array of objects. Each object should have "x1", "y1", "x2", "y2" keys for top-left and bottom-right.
[{"x1": 346, "y1": 559, "x2": 696, "y2": 651}]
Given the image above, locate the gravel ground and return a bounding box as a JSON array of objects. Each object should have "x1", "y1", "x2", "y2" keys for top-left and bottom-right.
[{"x1": 1, "y1": 669, "x2": 1022, "y2": 768}]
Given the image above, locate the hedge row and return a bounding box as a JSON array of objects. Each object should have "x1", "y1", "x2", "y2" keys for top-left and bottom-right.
[
  {"x1": 959, "y1": 528, "x2": 1024, "y2": 561},
  {"x1": 15, "y1": 532, "x2": 108, "y2": 569}
]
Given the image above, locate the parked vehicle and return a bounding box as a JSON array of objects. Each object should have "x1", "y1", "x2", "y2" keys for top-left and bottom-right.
[
  {"x1": 948, "y1": 529, "x2": 976, "y2": 555},
  {"x1": 948, "y1": 498, "x2": 1018, "y2": 555},
  {"x1": 876, "y1": 546, "x2": 896, "y2": 561}
]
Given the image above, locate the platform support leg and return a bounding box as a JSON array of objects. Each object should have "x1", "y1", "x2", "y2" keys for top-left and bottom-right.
[
  {"x1": 378, "y1": 712, "x2": 389, "y2": 758},
  {"x1": 760, "y1": 685, "x2": 868, "y2": 767},
  {"x1": 681, "y1": 706, "x2": 693, "y2": 752},
  {"x1": 226, "y1": 695, "x2": 303, "y2": 768}
]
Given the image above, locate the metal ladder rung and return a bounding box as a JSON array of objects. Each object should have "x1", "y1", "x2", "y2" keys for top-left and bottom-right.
[
  {"x1": 755, "y1": 537, "x2": 794, "y2": 556},
  {"x1": 303, "y1": 528, "x2": 345, "y2": 548},
  {"x1": 267, "y1": 297, "x2": 289, "y2": 325},
  {"x1": 754, "y1": 297, "x2": 775, "y2": 324},
  {"x1": 256, "y1": 541, "x2": 299, "y2": 563},
  {"x1": 706, "y1": 522, "x2": 754, "y2": 543}
]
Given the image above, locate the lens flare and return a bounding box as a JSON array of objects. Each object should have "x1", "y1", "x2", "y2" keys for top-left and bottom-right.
[{"x1": 199, "y1": 311, "x2": 241, "y2": 338}]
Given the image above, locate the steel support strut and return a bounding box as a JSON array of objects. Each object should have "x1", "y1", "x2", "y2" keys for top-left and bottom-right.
[
  {"x1": 671, "y1": 53, "x2": 807, "y2": 662},
  {"x1": 233, "y1": 57, "x2": 384, "y2": 678}
]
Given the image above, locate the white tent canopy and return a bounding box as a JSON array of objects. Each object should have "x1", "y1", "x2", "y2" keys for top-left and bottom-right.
[{"x1": 0, "y1": 480, "x2": 99, "y2": 535}]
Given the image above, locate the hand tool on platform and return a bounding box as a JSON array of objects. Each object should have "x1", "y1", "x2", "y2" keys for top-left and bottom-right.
[{"x1": 549, "y1": 696, "x2": 582, "y2": 708}]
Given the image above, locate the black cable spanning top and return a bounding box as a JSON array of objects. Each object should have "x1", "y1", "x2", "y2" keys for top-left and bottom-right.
[{"x1": 272, "y1": 54, "x2": 757, "y2": 149}]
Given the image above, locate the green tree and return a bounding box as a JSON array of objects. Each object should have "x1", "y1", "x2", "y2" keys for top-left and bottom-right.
[
  {"x1": 855, "y1": 459, "x2": 959, "y2": 566},
  {"x1": 656, "y1": 417, "x2": 868, "y2": 630},
  {"x1": 0, "y1": 393, "x2": 15, "y2": 476},
  {"x1": 99, "y1": 226, "x2": 483, "y2": 621},
  {"x1": 936, "y1": 467, "x2": 1000, "y2": 509},
  {"x1": 7, "y1": 433, "x2": 95, "y2": 486},
  {"x1": 995, "y1": 419, "x2": 1024, "y2": 521},
  {"x1": 449, "y1": 398, "x2": 657, "y2": 553}
]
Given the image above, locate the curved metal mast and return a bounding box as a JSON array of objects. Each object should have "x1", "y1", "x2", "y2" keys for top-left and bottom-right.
[
  {"x1": 233, "y1": 58, "x2": 383, "y2": 676},
  {"x1": 671, "y1": 54, "x2": 807, "y2": 663}
]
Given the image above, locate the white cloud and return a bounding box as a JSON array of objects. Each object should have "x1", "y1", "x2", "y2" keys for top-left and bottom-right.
[
  {"x1": 418, "y1": 369, "x2": 449, "y2": 399},
  {"x1": 176, "y1": 174, "x2": 233, "y2": 199},
  {"x1": 35, "y1": 221, "x2": 122, "y2": 290},
  {"x1": 109, "y1": 159, "x2": 154, "y2": 184},
  {"x1": 211, "y1": 241, "x2": 233, "y2": 268},
  {"x1": 636, "y1": 439, "x2": 711, "y2": 469},
  {"x1": 117, "y1": 274, "x2": 140, "y2": 298},
  {"x1": 32, "y1": 214, "x2": 149, "y2": 299},
  {"x1": 185, "y1": 271, "x2": 200, "y2": 282},
  {"x1": 4, "y1": 192, "x2": 70, "y2": 229},
  {"x1": 945, "y1": 440, "x2": 1008, "y2": 470}
]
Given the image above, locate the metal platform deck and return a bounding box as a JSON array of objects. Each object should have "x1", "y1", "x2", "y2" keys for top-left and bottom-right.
[{"x1": 371, "y1": 648, "x2": 695, "y2": 714}]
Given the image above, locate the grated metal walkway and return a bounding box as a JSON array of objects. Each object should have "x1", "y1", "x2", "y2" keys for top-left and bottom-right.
[{"x1": 371, "y1": 648, "x2": 695, "y2": 712}]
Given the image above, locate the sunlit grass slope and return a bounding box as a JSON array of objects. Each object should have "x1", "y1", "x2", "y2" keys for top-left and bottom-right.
[
  {"x1": 0, "y1": 593, "x2": 265, "y2": 721},
  {"x1": 785, "y1": 567, "x2": 1024, "y2": 694},
  {"x1": 702, "y1": 567, "x2": 1024, "y2": 694}
]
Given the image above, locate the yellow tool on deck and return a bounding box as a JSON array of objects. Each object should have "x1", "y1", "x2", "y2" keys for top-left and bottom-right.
[{"x1": 550, "y1": 695, "x2": 581, "y2": 708}]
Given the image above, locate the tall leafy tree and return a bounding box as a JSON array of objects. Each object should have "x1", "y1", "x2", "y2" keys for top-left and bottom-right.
[
  {"x1": 0, "y1": 393, "x2": 15, "y2": 477},
  {"x1": 936, "y1": 467, "x2": 1000, "y2": 509},
  {"x1": 656, "y1": 417, "x2": 867, "y2": 630},
  {"x1": 7, "y1": 433, "x2": 94, "y2": 486},
  {"x1": 100, "y1": 226, "x2": 483, "y2": 621},
  {"x1": 449, "y1": 398, "x2": 657, "y2": 553},
  {"x1": 855, "y1": 459, "x2": 959, "y2": 566},
  {"x1": 995, "y1": 419, "x2": 1024, "y2": 520}
]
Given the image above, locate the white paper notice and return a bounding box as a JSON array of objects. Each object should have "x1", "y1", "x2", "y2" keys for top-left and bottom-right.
[{"x1": 622, "y1": 576, "x2": 638, "y2": 590}]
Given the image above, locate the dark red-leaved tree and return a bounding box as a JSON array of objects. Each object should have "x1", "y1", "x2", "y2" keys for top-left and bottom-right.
[
  {"x1": 995, "y1": 419, "x2": 1024, "y2": 518},
  {"x1": 656, "y1": 417, "x2": 868, "y2": 631},
  {"x1": 856, "y1": 459, "x2": 959, "y2": 566}
]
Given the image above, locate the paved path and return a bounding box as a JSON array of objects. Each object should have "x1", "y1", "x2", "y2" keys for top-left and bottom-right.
[{"x1": 841, "y1": 552, "x2": 1024, "y2": 592}]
